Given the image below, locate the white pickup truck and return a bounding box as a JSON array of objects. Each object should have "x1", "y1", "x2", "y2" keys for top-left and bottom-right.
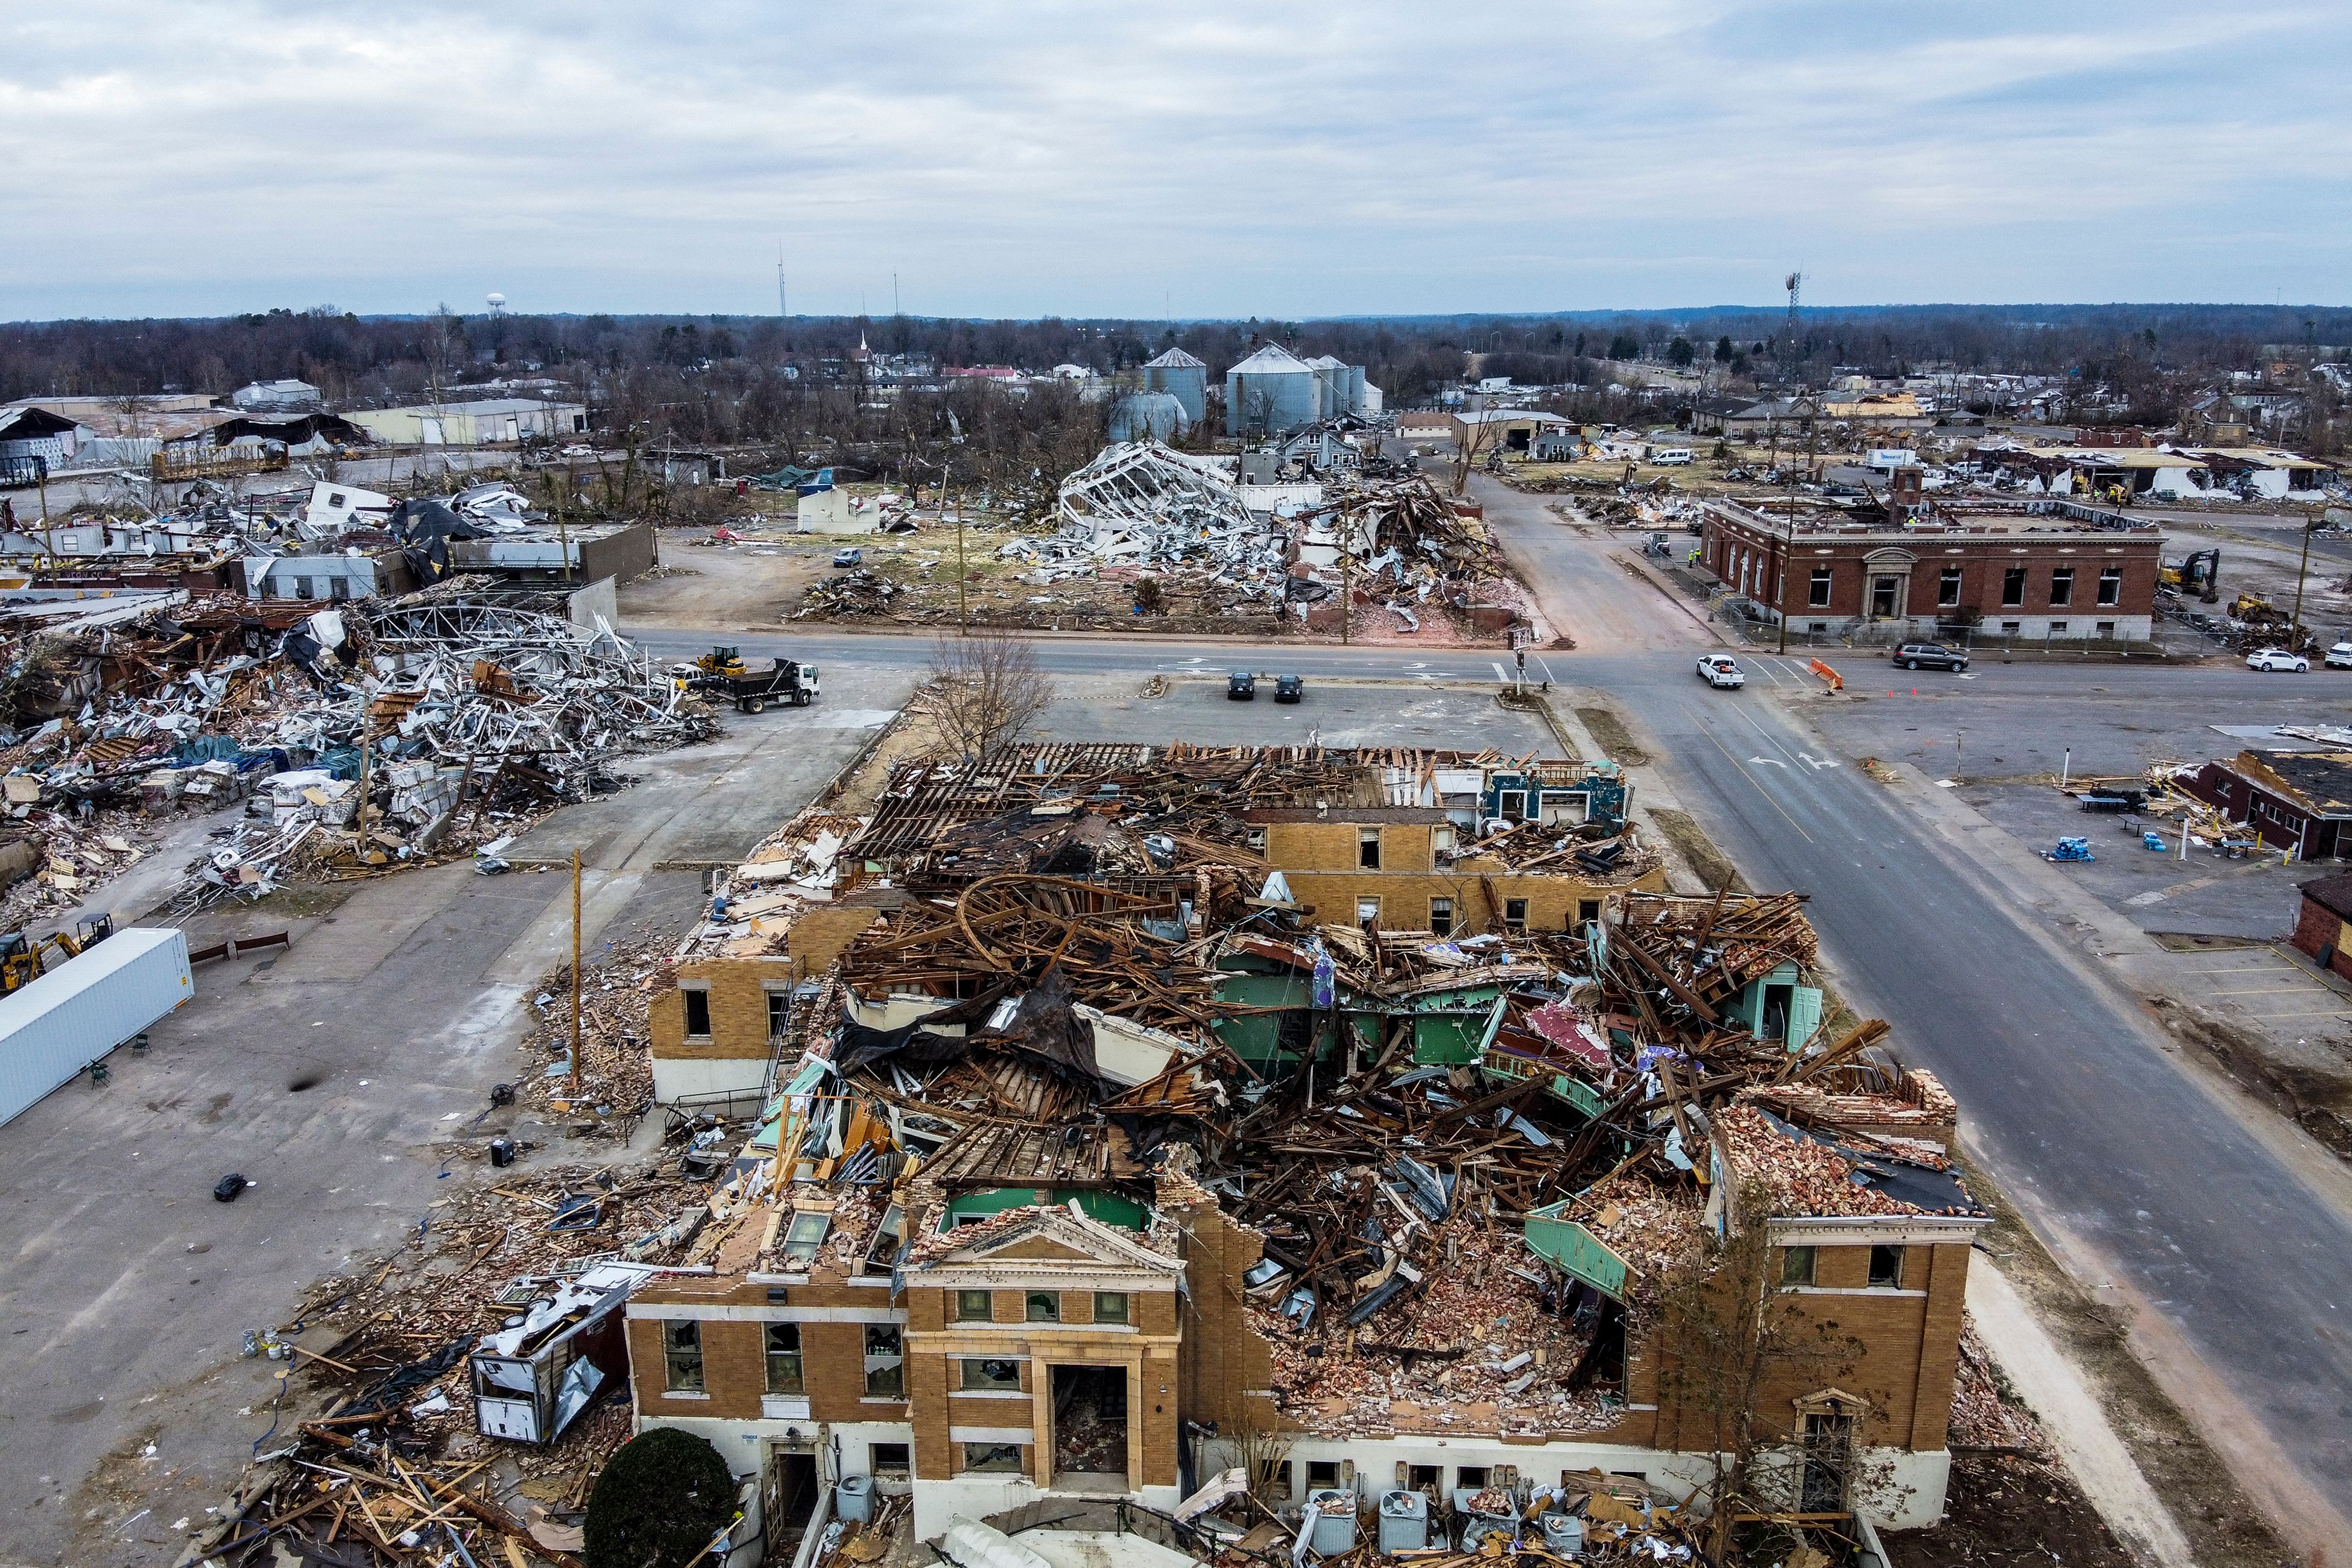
[{"x1": 1696, "y1": 654, "x2": 1746, "y2": 689}]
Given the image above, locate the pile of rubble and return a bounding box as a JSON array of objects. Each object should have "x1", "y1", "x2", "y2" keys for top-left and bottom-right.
[
  {"x1": 0, "y1": 578, "x2": 713, "y2": 921},
  {"x1": 796, "y1": 441, "x2": 1523, "y2": 639}
]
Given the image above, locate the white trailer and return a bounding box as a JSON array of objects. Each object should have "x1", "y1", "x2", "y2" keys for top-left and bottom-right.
[{"x1": 0, "y1": 928, "x2": 192, "y2": 1128}]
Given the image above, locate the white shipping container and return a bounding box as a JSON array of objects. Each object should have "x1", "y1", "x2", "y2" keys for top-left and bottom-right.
[{"x1": 0, "y1": 928, "x2": 193, "y2": 1128}]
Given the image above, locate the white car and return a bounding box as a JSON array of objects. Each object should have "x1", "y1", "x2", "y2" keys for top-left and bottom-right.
[
  {"x1": 2325, "y1": 642, "x2": 2352, "y2": 670},
  {"x1": 1696, "y1": 654, "x2": 1746, "y2": 689},
  {"x1": 2246, "y1": 648, "x2": 2310, "y2": 672}
]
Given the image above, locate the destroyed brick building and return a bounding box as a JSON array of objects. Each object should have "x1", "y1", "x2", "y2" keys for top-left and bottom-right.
[{"x1": 621, "y1": 741, "x2": 1984, "y2": 1551}]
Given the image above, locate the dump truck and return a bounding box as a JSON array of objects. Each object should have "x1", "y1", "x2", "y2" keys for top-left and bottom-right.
[
  {"x1": 677, "y1": 647, "x2": 821, "y2": 712},
  {"x1": 704, "y1": 660, "x2": 820, "y2": 713}
]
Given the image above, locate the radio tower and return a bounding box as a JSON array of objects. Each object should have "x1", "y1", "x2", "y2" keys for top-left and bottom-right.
[{"x1": 1783, "y1": 270, "x2": 1802, "y2": 353}]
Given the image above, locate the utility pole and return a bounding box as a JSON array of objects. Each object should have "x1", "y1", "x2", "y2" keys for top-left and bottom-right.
[
  {"x1": 2290, "y1": 508, "x2": 2317, "y2": 651},
  {"x1": 1776, "y1": 500, "x2": 1793, "y2": 654},
  {"x1": 954, "y1": 489, "x2": 969, "y2": 631},
  {"x1": 569, "y1": 849, "x2": 584, "y2": 1099}
]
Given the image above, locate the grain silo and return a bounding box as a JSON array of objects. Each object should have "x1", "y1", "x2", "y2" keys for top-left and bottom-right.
[
  {"x1": 1140, "y1": 347, "x2": 1209, "y2": 425},
  {"x1": 1224, "y1": 343, "x2": 1323, "y2": 436}
]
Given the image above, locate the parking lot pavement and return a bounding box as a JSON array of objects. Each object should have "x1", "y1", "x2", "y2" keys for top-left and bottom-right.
[
  {"x1": 1032, "y1": 674, "x2": 1557, "y2": 752},
  {"x1": 1955, "y1": 782, "x2": 2309, "y2": 940},
  {"x1": 2155, "y1": 942, "x2": 2352, "y2": 1029}
]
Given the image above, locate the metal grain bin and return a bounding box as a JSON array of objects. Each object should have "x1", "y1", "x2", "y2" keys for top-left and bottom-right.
[
  {"x1": 1307, "y1": 1489, "x2": 1356, "y2": 1555},
  {"x1": 1377, "y1": 1490, "x2": 1427, "y2": 1552},
  {"x1": 0, "y1": 927, "x2": 191, "y2": 1128}
]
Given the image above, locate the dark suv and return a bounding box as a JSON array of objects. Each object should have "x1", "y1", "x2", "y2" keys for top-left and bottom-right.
[{"x1": 1890, "y1": 642, "x2": 1968, "y2": 672}]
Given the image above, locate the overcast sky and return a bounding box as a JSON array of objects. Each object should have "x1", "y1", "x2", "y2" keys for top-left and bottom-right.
[{"x1": 6, "y1": 1, "x2": 2347, "y2": 321}]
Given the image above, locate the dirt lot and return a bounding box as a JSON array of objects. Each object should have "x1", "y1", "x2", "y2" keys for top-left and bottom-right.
[
  {"x1": 623, "y1": 507, "x2": 1531, "y2": 646},
  {"x1": 1883, "y1": 1451, "x2": 2137, "y2": 1568}
]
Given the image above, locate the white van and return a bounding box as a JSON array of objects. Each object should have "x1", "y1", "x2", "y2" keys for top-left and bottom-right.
[{"x1": 1649, "y1": 447, "x2": 1695, "y2": 466}]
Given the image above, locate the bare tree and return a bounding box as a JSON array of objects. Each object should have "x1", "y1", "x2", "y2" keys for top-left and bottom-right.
[
  {"x1": 1449, "y1": 413, "x2": 1504, "y2": 496},
  {"x1": 920, "y1": 629, "x2": 1055, "y2": 762},
  {"x1": 1651, "y1": 1180, "x2": 1888, "y2": 1562}
]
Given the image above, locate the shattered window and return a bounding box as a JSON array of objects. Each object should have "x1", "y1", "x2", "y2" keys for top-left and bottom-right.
[
  {"x1": 1503, "y1": 899, "x2": 1528, "y2": 934},
  {"x1": 1938, "y1": 566, "x2": 1962, "y2": 607},
  {"x1": 2098, "y1": 566, "x2": 2122, "y2": 606},
  {"x1": 1025, "y1": 1291, "x2": 1060, "y2": 1323},
  {"x1": 964, "y1": 1443, "x2": 1023, "y2": 1473},
  {"x1": 1358, "y1": 829, "x2": 1382, "y2": 869},
  {"x1": 683, "y1": 988, "x2": 712, "y2": 1037},
  {"x1": 1808, "y1": 567, "x2": 1832, "y2": 607},
  {"x1": 864, "y1": 1323, "x2": 905, "y2": 1397},
  {"x1": 765, "y1": 1323, "x2": 803, "y2": 1393},
  {"x1": 961, "y1": 1357, "x2": 1022, "y2": 1391},
  {"x1": 662, "y1": 1320, "x2": 705, "y2": 1392},
  {"x1": 1429, "y1": 898, "x2": 1454, "y2": 937},
  {"x1": 2049, "y1": 567, "x2": 2075, "y2": 607},
  {"x1": 2001, "y1": 566, "x2": 2026, "y2": 606}
]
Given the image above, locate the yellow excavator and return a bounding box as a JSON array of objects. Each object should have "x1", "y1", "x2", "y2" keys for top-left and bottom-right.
[{"x1": 0, "y1": 912, "x2": 112, "y2": 994}]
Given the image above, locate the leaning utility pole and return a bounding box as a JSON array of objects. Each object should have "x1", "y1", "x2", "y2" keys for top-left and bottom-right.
[{"x1": 2290, "y1": 508, "x2": 2318, "y2": 650}]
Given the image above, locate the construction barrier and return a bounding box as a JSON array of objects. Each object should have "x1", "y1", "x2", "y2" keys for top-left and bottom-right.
[{"x1": 1809, "y1": 658, "x2": 1844, "y2": 691}]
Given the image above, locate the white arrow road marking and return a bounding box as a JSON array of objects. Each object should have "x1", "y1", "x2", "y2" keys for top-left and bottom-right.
[
  {"x1": 1798, "y1": 753, "x2": 1841, "y2": 769},
  {"x1": 1750, "y1": 756, "x2": 1788, "y2": 767}
]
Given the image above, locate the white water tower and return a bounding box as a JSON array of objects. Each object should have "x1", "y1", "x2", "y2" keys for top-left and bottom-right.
[{"x1": 486, "y1": 291, "x2": 507, "y2": 318}]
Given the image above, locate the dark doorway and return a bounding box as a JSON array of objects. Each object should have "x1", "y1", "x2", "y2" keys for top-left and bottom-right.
[
  {"x1": 1799, "y1": 1413, "x2": 1852, "y2": 1513},
  {"x1": 765, "y1": 1447, "x2": 819, "y2": 1563},
  {"x1": 1051, "y1": 1365, "x2": 1129, "y2": 1484},
  {"x1": 1760, "y1": 982, "x2": 1794, "y2": 1042},
  {"x1": 1407, "y1": 1463, "x2": 1443, "y2": 1503},
  {"x1": 1870, "y1": 576, "x2": 1899, "y2": 618}
]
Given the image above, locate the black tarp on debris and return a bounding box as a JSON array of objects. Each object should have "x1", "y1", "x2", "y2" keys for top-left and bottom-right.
[
  {"x1": 386, "y1": 498, "x2": 489, "y2": 584},
  {"x1": 832, "y1": 965, "x2": 1110, "y2": 1093},
  {"x1": 832, "y1": 981, "x2": 1014, "y2": 1074}
]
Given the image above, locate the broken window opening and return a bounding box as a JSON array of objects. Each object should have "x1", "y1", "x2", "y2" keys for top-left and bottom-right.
[
  {"x1": 1026, "y1": 1291, "x2": 1060, "y2": 1323},
  {"x1": 662, "y1": 1320, "x2": 704, "y2": 1392},
  {"x1": 864, "y1": 1323, "x2": 904, "y2": 1397},
  {"x1": 1358, "y1": 829, "x2": 1382, "y2": 869},
  {"x1": 1429, "y1": 897, "x2": 1455, "y2": 937},
  {"x1": 683, "y1": 987, "x2": 712, "y2": 1038},
  {"x1": 961, "y1": 1356, "x2": 1022, "y2": 1391},
  {"x1": 1868, "y1": 1244, "x2": 1905, "y2": 1289},
  {"x1": 765, "y1": 1323, "x2": 803, "y2": 1393}
]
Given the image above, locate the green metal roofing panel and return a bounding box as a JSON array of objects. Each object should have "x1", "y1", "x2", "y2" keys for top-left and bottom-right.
[{"x1": 1523, "y1": 1201, "x2": 1631, "y2": 1299}]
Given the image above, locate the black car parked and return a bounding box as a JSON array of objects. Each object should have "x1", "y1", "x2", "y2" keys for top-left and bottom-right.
[{"x1": 1228, "y1": 671, "x2": 1256, "y2": 700}]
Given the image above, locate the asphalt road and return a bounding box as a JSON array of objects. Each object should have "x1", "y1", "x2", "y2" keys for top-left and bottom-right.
[{"x1": 629, "y1": 482, "x2": 2352, "y2": 1550}]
